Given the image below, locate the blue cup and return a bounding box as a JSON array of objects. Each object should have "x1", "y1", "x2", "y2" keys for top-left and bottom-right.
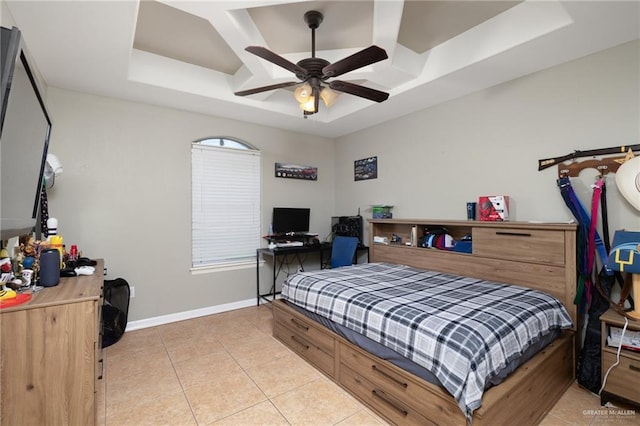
[{"x1": 466, "y1": 202, "x2": 477, "y2": 220}]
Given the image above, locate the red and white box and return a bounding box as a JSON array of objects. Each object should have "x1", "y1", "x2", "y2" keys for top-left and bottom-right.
[{"x1": 478, "y1": 196, "x2": 510, "y2": 221}]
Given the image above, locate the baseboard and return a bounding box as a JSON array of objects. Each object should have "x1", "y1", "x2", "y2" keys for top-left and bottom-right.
[{"x1": 125, "y1": 297, "x2": 257, "y2": 331}]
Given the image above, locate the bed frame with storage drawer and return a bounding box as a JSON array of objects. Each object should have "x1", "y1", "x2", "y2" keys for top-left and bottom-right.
[{"x1": 273, "y1": 219, "x2": 577, "y2": 425}]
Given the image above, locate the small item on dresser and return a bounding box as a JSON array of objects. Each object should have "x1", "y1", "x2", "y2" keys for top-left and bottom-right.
[
  {"x1": 4, "y1": 280, "x2": 22, "y2": 291},
  {"x1": 69, "y1": 244, "x2": 78, "y2": 261},
  {"x1": 0, "y1": 292, "x2": 31, "y2": 308},
  {"x1": 372, "y1": 205, "x2": 393, "y2": 219},
  {"x1": 21, "y1": 269, "x2": 33, "y2": 286},
  {"x1": 67, "y1": 257, "x2": 97, "y2": 269},
  {"x1": 410, "y1": 225, "x2": 418, "y2": 246},
  {"x1": 0, "y1": 287, "x2": 17, "y2": 300},
  {"x1": 76, "y1": 257, "x2": 97, "y2": 267},
  {"x1": 39, "y1": 248, "x2": 60, "y2": 287},
  {"x1": 478, "y1": 196, "x2": 510, "y2": 221},
  {"x1": 373, "y1": 236, "x2": 389, "y2": 244},
  {"x1": 22, "y1": 256, "x2": 35, "y2": 269},
  {"x1": 60, "y1": 268, "x2": 77, "y2": 277},
  {"x1": 466, "y1": 202, "x2": 477, "y2": 220},
  {"x1": 49, "y1": 235, "x2": 64, "y2": 267},
  {"x1": 74, "y1": 266, "x2": 95, "y2": 276},
  {"x1": 420, "y1": 227, "x2": 455, "y2": 250},
  {"x1": 46, "y1": 217, "x2": 58, "y2": 237},
  {"x1": 0, "y1": 257, "x2": 11, "y2": 273},
  {"x1": 456, "y1": 234, "x2": 473, "y2": 252}
]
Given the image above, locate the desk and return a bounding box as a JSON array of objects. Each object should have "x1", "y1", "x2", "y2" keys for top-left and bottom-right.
[{"x1": 256, "y1": 244, "x2": 369, "y2": 305}]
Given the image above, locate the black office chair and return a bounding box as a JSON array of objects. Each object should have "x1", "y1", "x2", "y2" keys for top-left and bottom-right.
[{"x1": 331, "y1": 236, "x2": 359, "y2": 268}]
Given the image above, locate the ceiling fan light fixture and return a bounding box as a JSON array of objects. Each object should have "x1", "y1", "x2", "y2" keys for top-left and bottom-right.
[
  {"x1": 236, "y1": 10, "x2": 389, "y2": 116},
  {"x1": 294, "y1": 83, "x2": 312, "y2": 103},
  {"x1": 300, "y1": 97, "x2": 316, "y2": 112},
  {"x1": 320, "y1": 87, "x2": 338, "y2": 107}
]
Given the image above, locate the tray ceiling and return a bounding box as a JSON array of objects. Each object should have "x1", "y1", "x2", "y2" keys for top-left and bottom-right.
[{"x1": 5, "y1": 0, "x2": 639, "y2": 138}]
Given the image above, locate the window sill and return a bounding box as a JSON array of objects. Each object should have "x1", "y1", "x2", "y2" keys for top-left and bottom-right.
[{"x1": 190, "y1": 259, "x2": 258, "y2": 274}]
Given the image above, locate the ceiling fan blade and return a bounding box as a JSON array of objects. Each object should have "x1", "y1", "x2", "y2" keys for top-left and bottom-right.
[
  {"x1": 329, "y1": 80, "x2": 389, "y2": 103},
  {"x1": 322, "y1": 46, "x2": 388, "y2": 78},
  {"x1": 245, "y1": 46, "x2": 308, "y2": 78},
  {"x1": 234, "y1": 81, "x2": 298, "y2": 97}
]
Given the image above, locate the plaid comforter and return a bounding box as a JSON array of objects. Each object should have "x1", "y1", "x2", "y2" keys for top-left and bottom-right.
[{"x1": 281, "y1": 262, "x2": 573, "y2": 418}]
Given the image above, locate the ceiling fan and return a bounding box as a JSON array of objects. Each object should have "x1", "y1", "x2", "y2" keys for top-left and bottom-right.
[{"x1": 234, "y1": 10, "x2": 389, "y2": 116}]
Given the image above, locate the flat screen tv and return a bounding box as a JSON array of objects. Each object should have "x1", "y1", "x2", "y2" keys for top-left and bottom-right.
[
  {"x1": 272, "y1": 207, "x2": 310, "y2": 235},
  {"x1": 1, "y1": 26, "x2": 51, "y2": 241}
]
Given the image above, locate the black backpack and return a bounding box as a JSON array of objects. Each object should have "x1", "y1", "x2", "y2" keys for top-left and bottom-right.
[{"x1": 102, "y1": 278, "x2": 130, "y2": 348}]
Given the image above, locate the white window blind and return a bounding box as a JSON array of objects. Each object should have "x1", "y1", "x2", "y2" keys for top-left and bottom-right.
[{"x1": 191, "y1": 143, "x2": 261, "y2": 268}]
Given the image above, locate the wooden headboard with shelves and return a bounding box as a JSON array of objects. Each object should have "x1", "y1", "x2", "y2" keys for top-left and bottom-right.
[{"x1": 368, "y1": 219, "x2": 578, "y2": 327}]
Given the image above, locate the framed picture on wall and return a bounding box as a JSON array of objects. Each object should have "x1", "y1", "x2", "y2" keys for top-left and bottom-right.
[
  {"x1": 354, "y1": 156, "x2": 377, "y2": 181},
  {"x1": 275, "y1": 162, "x2": 317, "y2": 180}
]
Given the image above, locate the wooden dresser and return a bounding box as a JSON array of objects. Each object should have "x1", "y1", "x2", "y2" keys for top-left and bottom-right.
[{"x1": 0, "y1": 260, "x2": 104, "y2": 425}]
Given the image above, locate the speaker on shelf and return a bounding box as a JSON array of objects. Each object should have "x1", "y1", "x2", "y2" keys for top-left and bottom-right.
[{"x1": 331, "y1": 216, "x2": 363, "y2": 245}]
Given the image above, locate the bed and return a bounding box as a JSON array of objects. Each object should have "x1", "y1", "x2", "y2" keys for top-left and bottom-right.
[{"x1": 272, "y1": 219, "x2": 577, "y2": 425}]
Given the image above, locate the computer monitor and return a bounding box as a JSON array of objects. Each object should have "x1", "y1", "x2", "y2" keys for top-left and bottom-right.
[{"x1": 272, "y1": 208, "x2": 310, "y2": 235}]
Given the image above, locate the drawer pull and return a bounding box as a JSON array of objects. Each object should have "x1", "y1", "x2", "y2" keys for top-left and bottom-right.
[
  {"x1": 629, "y1": 364, "x2": 640, "y2": 372},
  {"x1": 290, "y1": 318, "x2": 309, "y2": 331},
  {"x1": 372, "y1": 364, "x2": 408, "y2": 388},
  {"x1": 372, "y1": 389, "x2": 408, "y2": 417},
  {"x1": 97, "y1": 358, "x2": 104, "y2": 380},
  {"x1": 290, "y1": 335, "x2": 310, "y2": 350},
  {"x1": 495, "y1": 231, "x2": 532, "y2": 237}
]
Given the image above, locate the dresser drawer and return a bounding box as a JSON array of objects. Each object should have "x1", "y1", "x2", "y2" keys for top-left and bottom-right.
[
  {"x1": 339, "y1": 342, "x2": 460, "y2": 424},
  {"x1": 274, "y1": 310, "x2": 336, "y2": 377},
  {"x1": 340, "y1": 363, "x2": 436, "y2": 426},
  {"x1": 602, "y1": 351, "x2": 640, "y2": 403},
  {"x1": 473, "y1": 227, "x2": 565, "y2": 265},
  {"x1": 274, "y1": 308, "x2": 335, "y2": 355}
]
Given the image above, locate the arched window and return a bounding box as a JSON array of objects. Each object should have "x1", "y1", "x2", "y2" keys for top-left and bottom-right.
[
  {"x1": 196, "y1": 137, "x2": 256, "y2": 150},
  {"x1": 191, "y1": 137, "x2": 261, "y2": 270}
]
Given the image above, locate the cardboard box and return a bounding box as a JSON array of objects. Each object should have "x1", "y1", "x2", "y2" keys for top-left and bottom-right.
[{"x1": 478, "y1": 196, "x2": 509, "y2": 221}]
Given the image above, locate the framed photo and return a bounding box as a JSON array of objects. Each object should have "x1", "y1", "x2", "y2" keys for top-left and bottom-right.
[
  {"x1": 275, "y1": 162, "x2": 317, "y2": 180},
  {"x1": 354, "y1": 156, "x2": 377, "y2": 181}
]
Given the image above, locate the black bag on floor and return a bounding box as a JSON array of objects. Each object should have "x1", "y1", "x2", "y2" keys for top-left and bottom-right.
[{"x1": 102, "y1": 278, "x2": 130, "y2": 348}]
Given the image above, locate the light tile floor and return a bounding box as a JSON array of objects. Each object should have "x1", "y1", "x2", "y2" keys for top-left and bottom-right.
[{"x1": 101, "y1": 305, "x2": 638, "y2": 425}]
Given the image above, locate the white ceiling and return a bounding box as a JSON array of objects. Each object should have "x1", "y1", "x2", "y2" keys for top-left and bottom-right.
[{"x1": 5, "y1": 1, "x2": 639, "y2": 138}]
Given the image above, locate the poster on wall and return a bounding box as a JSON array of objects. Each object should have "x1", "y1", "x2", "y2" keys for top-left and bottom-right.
[
  {"x1": 275, "y1": 162, "x2": 317, "y2": 180},
  {"x1": 354, "y1": 156, "x2": 377, "y2": 181}
]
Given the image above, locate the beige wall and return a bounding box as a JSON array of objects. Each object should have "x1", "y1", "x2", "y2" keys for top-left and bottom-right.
[
  {"x1": 336, "y1": 40, "x2": 640, "y2": 243},
  {"x1": 5, "y1": 0, "x2": 640, "y2": 323},
  {"x1": 1, "y1": 1, "x2": 46, "y2": 94},
  {"x1": 45, "y1": 88, "x2": 335, "y2": 321}
]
